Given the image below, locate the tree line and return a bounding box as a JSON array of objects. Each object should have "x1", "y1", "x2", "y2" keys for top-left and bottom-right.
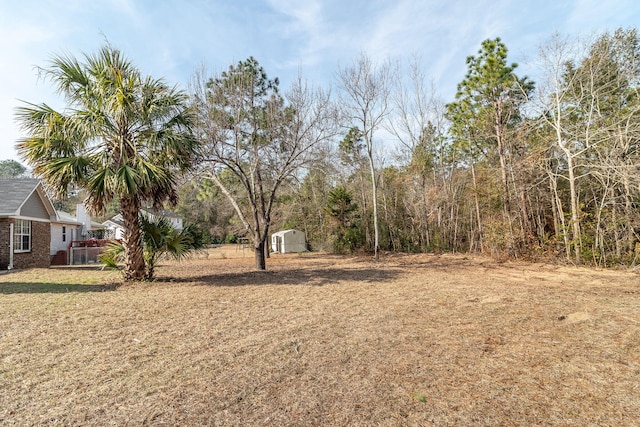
[{"x1": 15, "y1": 27, "x2": 640, "y2": 279}]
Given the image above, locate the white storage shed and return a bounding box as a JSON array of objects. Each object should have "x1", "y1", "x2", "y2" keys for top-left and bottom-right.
[{"x1": 271, "y1": 229, "x2": 307, "y2": 253}]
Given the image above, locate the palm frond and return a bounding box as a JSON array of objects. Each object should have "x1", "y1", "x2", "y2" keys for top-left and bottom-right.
[{"x1": 98, "y1": 241, "x2": 125, "y2": 270}]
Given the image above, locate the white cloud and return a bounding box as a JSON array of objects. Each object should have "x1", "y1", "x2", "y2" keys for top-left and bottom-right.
[
  {"x1": 265, "y1": 0, "x2": 333, "y2": 70},
  {"x1": 567, "y1": 0, "x2": 637, "y2": 33}
]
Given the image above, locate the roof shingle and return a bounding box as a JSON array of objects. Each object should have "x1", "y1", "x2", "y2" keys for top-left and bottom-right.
[{"x1": 0, "y1": 178, "x2": 41, "y2": 215}]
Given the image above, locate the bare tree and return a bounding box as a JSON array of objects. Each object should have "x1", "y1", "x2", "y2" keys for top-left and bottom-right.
[
  {"x1": 387, "y1": 56, "x2": 446, "y2": 154},
  {"x1": 577, "y1": 28, "x2": 640, "y2": 262},
  {"x1": 532, "y1": 30, "x2": 640, "y2": 264},
  {"x1": 192, "y1": 58, "x2": 339, "y2": 269},
  {"x1": 532, "y1": 33, "x2": 586, "y2": 262},
  {"x1": 337, "y1": 53, "x2": 392, "y2": 258},
  {"x1": 386, "y1": 56, "x2": 448, "y2": 252}
]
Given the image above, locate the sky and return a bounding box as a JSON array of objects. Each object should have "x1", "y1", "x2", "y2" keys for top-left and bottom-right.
[{"x1": 1, "y1": 0, "x2": 638, "y2": 162}]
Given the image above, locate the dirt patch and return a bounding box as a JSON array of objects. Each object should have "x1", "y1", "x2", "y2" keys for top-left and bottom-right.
[
  {"x1": 1, "y1": 248, "x2": 639, "y2": 426},
  {"x1": 564, "y1": 311, "x2": 592, "y2": 324}
]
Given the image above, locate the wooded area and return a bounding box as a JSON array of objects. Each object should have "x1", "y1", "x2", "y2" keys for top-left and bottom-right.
[
  {"x1": 14, "y1": 27, "x2": 640, "y2": 272},
  {"x1": 177, "y1": 28, "x2": 640, "y2": 267}
]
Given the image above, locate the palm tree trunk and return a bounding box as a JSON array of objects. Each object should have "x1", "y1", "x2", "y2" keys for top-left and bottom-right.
[{"x1": 121, "y1": 195, "x2": 146, "y2": 281}]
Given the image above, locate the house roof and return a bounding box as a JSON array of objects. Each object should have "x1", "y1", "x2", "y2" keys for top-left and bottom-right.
[
  {"x1": 0, "y1": 178, "x2": 57, "y2": 219},
  {"x1": 0, "y1": 178, "x2": 39, "y2": 214},
  {"x1": 55, "y1": 210, "x2": 82, "y2": 225},
  {"x1": 55, "y1": 210, "x2": 103, "y2": 228},
  {"x1": 103, "y1": 218, "x2": 125, "y2": 228}
]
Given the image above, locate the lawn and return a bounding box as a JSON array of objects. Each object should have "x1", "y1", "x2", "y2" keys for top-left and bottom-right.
[{"x1": 1, "y1": 246, "x2": 639, "y2": 426}]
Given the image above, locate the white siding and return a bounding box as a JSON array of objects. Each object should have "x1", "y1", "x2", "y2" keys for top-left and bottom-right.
[
  {"x1": 50, "y1": 223, "x2": 65, "y2": 255},
  {"x1": 50, "y1": 223, "x2": 80, "y2": 255},
  {"x1": 272, "y1": 230, "x2": 306, "y2": 253}
]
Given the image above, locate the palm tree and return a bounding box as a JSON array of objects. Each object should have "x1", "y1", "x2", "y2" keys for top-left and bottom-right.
[
  {"x1": 99, "y1": 215, "x2": 206, "y2": 280},
  {"x1": 16, "y1": 45, "x2": 198, "y2": 281}
]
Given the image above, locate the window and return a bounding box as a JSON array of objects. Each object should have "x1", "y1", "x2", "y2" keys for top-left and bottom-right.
[
  {"x1": 14, "y1": 219, "x2": 31, "y2": 252},
  {"x1": 62, "y1": 226, "x2": 66, "y2": 242}
]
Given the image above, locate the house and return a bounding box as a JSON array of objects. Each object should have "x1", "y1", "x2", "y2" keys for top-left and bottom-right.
[
  {"x1": 50, "y1": 204, "x2": 105, "y2": 265},
  {"x1": 271, "y1": 229, "x2": 307, "y2": 254},
  {"x1": 50, "y1": 210, "x2": 83, "y2": 265},
  {"x1": 0, "y1": 178, "x2": 110, "y2": 269},
  {"x1": 0, "y1": 179, "x2": 57, "y2": 269},
  {"x1": 102, "y1": 217, "x2": 125, "y2": 240},
  {"x1": 103, "y1": 208, "x2": 183, "y2": 240},
  {"x1": 145, "y1": 209, "x2": 183, "y2": 231}
]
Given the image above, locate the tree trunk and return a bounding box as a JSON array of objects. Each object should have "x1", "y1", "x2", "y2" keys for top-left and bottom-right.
[
  {"x1": 120, "y1": 195, "x2": 146, "y2": 281},
  {"x1": 519, "y1": 179, "x2": 531, "y2": 242},
  {"x1": 380, "y1": 174, "x2": 393, "y2": 251},
  {"x1": 551, "y1": 172, "x2": 571, "y2": 260},
  {"x1": 255, "y1": 240, "x2": 266, "y2": 270},
  {"x1": 549, "y1": 175, "x2": 560, "y2": 247},
  {"x1": 612, "y1": 199, "x2": 621, "y2": 260},
  {"x1": 565, "y1": 153, "x2": 582, "y2": 263},
  {"x1": 471, "y1": 163, "x2": 483, "y2": 252},
  {"x1": 368, "y1": 148, "x2": 380, "y2": 259},
  {"x1": 622, "y1": 176, "x2": 634, "y2": 255},
  {"x1": 357, "y1": 169, "x2": 371, "y2": 249},
  {"x1": 494, "y1": 100, "x2": 511, "y2": 216}
]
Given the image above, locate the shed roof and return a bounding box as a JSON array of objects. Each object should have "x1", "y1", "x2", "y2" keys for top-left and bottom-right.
[{"x1": 272, "y1": 229, "x2": 303, "y2": 236}]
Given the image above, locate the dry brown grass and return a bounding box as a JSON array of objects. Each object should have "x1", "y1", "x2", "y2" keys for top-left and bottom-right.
[{"x1": 1, "y1": 246, "x2": 639, "y2": 426}]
